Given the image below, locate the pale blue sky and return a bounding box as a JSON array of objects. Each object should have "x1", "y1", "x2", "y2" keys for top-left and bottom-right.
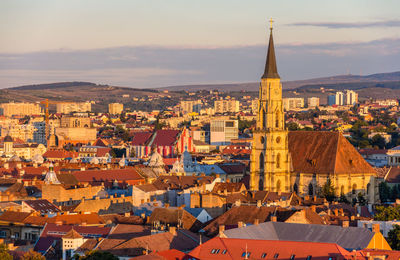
[{"x1": 0, "y1": 0, "x2": 400, "y2": 88}]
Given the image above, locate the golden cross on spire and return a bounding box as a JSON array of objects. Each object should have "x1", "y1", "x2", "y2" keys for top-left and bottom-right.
[{"x1": 269, "y1": 18, "x2": 274, "y2": 30}]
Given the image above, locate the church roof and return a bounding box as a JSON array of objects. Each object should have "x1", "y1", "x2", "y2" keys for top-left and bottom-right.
[
  {"x1": 3, "y1": 135, "x2": 13, "y2": 142},
  {"x1": 63, "y1": 228, "x2": 83, "y2": 239},
  {"x1": 262, "y1": 28, "x2": 280, "y2": 79},
  {"x1": 288, "y1": 131, "x2": 376, "y2": 175}
]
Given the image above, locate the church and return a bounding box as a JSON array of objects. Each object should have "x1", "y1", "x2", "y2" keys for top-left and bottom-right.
[{"x1": 249, "y1": 22, "x2": 378, "y2": 203}]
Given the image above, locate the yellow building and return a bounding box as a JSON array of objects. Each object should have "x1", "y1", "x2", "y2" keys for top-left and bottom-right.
[
  {"x1": 0, "y1": 102, "x2": 42, "y2": 117},
  {"x1": 56, "y1": 102, "x2": 91, "y2": 114},
  {"x1": 108, "y1": 103, "x2": 124, "y2": 115},
  {"x1": 250, "y1": 24, "x2": 377, "y2": 203},
  {"x1": 214, "y1": 100, "x2": 240, "y2": 114}
]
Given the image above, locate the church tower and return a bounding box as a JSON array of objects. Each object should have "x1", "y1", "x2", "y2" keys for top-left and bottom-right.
[{"x1": 250, "y1": 20, "x2": 291, "y2": 191}]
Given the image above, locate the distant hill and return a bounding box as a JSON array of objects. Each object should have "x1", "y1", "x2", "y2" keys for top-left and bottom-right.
[{"x1": 161, "y1": 71, "x2": 400, "y2": 92}]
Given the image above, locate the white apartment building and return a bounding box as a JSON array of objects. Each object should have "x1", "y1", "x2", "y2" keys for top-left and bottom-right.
[
  {"x1": 307, "y1": 97, "x2": 320, "y2": 108},
  {"x1": 0, "y1": 102, "x2": 42, "y2": 117},
  {"x1": 56, "y1": 102, "x2": 91, "y2": 114},
  {"x1": 108, "y1": 103, "x2": 124, "y2": 114},
  {"x1": 345, "y1": 90, "x2": 358, "y2": 105},
  {"x1": 180, "y1": 100, "x2": 202, "y2": 114},
  {"x1": 214, "y1": 100, "x2": 240, "y2": 114},
  {"x1": 335, "y1": 92, "x2": 345, "y2": 106},
  {"x1": 283, "y1": 98, "x2": 304, "y2": 111},
  {"x1": 210, "y1": 119, "x2": 238, "y2": 146}
]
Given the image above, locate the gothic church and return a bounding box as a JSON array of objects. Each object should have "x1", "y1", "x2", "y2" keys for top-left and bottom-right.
[{"x1": 250, "y1": 22, "x2": 378, "y2": 203}]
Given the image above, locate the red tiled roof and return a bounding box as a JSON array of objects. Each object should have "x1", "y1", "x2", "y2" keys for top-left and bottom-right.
[
  {"x1": 131, "y1": 132, "x2": 153, "y2": 146},
  {"x1": 72, "y1": 168, "x2": 144, "y2": 183},
  {"x1": 289, "y1": 131, "x2": 376, "y2": 175},
  {"x1": 23, "y1": 199, "x2": 61, "y2": 213},
  {"x1": 34, "y1": 223, "x2": 111, "y2": 252},
  {"x1": 43, "y1": 149, "x2": 78, "y2": 159},
  {"x1": 189, "y1": 237, "x2": 363, "y2": 260},
  {"x1": 152, "y1": 130, "x2": 180, "y2": 146}
]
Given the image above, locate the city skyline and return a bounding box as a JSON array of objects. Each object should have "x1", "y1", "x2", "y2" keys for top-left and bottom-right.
[{"x1": 1, "y1": 0, "x2": 400, "y2": 88}]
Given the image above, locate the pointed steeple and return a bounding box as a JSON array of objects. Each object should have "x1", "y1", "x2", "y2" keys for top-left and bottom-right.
[{"x1": 262, "y1": 19, "x2": 280, "y2": 79}]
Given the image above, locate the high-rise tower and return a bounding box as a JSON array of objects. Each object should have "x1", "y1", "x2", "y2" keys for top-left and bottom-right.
[{"x1": 250, "y1": 20, "x2": 291, "y2": 191}]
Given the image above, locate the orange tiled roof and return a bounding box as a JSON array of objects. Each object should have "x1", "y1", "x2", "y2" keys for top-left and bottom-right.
[{"x1": 288, "y1": 131, "x2": 376, "y2": 175}]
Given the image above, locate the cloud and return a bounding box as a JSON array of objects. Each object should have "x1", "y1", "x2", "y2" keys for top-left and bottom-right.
[
  {"x1": 288, "y1": 20, "x2": 400, "y2": 29},
  {"x1": 0, "y1": 38, "x2": 399, "y2": 89}
]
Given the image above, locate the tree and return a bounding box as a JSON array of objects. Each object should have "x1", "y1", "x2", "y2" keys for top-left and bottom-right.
[
  {"x1": 320, "y1": 178, "x2": 335, "y2": 202},
  {"x1": 387, "y1": 224, "x2": 400, "y2": 250},
  {"x1": 21, "y1": 250, "x2": 45, "y2": 260},
  {"x1": 287, "y1": 122, "x2": 299, "y2": 131},
  {"x1": 73, "y1": 250, "x2": 119, "y2": 260},
  {"x1": 379, "y1": 182, "x2": 391, "y2": 202},
  {"x1": 374, "y1": 205, "x2": 400, "y2": 221},
  {"x1": 371, "y1": 134, "x2": 386, "y2": 149},
  {"x1": 357, "y1": 192, "x2": 367, "y2": 206},
  {"x1": 0, "y1": 244, "x2": 12, "y2": 260}
]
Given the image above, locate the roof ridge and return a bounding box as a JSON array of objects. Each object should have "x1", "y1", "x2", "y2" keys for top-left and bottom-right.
[{"x1": 333, "y1": 132, "x2": 341, "y2": 175}]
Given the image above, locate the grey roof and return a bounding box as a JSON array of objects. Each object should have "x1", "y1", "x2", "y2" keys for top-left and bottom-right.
[
  {"x1": 3, "y1": 135, "x2": 13, "y2": 142},
  {"x1": 262, "y1": 29, "x2": 280, "y2": 79},
  {"x1": 223, "y1": 222, "x2": 374, "y2": 250},
  {"x1": 184, "y1": 207, "x2": 206, "y2": 218}
]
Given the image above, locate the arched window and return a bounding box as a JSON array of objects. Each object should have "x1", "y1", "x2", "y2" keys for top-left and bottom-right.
[
  {"x1": 308, "y1": 183, "x2": 314, "y2": 196},
  {"x1": 293, "y1": 183, "x2": 298, "y2": 194},
  {"x1": 276, "y1": 153, "x2": 281, "y2": 169},
  {"x1": 276, "y1": 180, "x2": 281, "y2": 192},
  {"x1": 259, "y1": 153, "x2": 264, "y2": 174},
  {"x1": 275, "y1": 111, "x2": 280, "y2": 128},
  {"x1": 352, "y1": 183, "x2": 357, "y2": 195},
  {"x1": 262, "y1": 109, "x2": 266, "y2": 129}
]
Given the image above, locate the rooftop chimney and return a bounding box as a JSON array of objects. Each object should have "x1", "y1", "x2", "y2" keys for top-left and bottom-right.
[
  {"x1": 342, "y1": 220, "x2": 349, "y2": 228},
  {"x1": 219, "y1": 225, "x2": 225, "y2": 237},
  {"x1": 271, "y1": 215, "x2": 277, "y2": 222},
  {"x1": 169, "y1": 226, "x2": 177, "y2": 235},
  {"x1": 372, "y1": 223, "x2": 380, "y2": 233},
  {"x1": 238, "y1": 221, "x2": 244, "y2": 228},
  {"x1": 254, "y1": 219, "x2": 259, "y2": 225}
]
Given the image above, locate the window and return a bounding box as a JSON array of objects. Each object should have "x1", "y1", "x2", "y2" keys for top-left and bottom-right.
[
  {"x1": 274, "y1": 253, "x2": 279, "y2": 259},
  {"x1": 290, "y1": 255, "x2": 295, "y2": 260},
  {"x1": 306, "y1": 256, "x2": 312, "y2": 260},
  {"x1": 261, "y1": 253, "x2": 267, "y2": 258},
  {"x1": 222, "y1": 250, "x2": 227, "y2": 255},
  {"x1": 242, "y1": 252, "x2": 251, "y2": 257}
]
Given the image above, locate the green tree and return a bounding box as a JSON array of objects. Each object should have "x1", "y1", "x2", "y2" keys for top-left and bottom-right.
[
  {"x1": 357, "y1": 192, "x2": 367, "y2": 206},
  {"x1": 320, "y1": 178, "x2": 335, "y2": 202},
  {"x1": 73, "y1": 250, "x2": 119, "y2": 260},
  {"x1": 379, "y1": 182, "x2": 391, "y2": 202},
  {"x1": 0, "y1": 244, "x2": 12, "y2": 260},
  {"x1": 21, "y1": 250, "x2": 46, "y2": 260},
  {"x1": 287, "y1": 122, "x2": 299, "y2": 131},
  {"x1": 387, "y1": 224, "x2": 400, "y2": 250},
  {"x1": 374, "y1": 205, "x2": 400, "y2": 221},
  {"x1": 371, "y1": 134, "x2": 386, "y2": 149}
]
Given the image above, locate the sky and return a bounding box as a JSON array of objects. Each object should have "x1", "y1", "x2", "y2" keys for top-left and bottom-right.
[{"x1": 0, "y1": 0, "x2": 400, "y2": 89}]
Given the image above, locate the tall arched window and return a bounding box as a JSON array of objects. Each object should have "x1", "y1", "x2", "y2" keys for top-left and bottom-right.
[
  {"x1": 352, "y1": 183, "x2": 357, "y2": 195},
  {"x1": 275, "y1": 111, "x2": 280, "y2": 128},
  {"x1": 276, "y1": 180, "x2": 281, "y2": 192},
  {"x1": 262, "y1": 109, "x2": 266, "y2": 129},
  {"x1": 259, "y1": 153, "x2": 264, "y2": 174},
  {"x1": 308, "y1": 183, "x2": 314, "y2": 196},
  {"x1": 276, "y1": 153, "x2": 281, "y2": 169},
  {"x1": 293, "y1": 183, "x2": 298, "y2": 194}
]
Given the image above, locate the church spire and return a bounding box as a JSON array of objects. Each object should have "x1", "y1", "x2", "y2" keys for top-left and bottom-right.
[{"x1": 262, "y1": 18, "x2": 280, "y2": 79}]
